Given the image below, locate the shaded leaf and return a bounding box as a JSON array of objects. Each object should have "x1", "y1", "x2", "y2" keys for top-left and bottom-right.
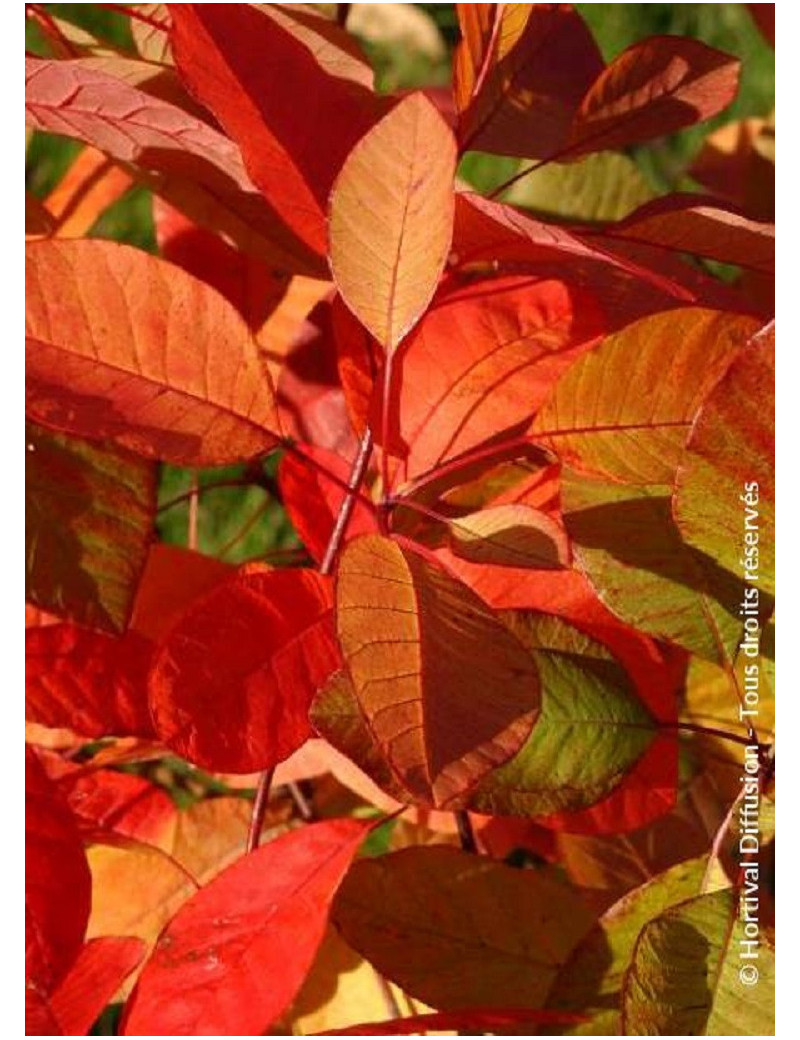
[
  {"x1": 621, "y1": 889, "x2": 774, "y2": 1035},
  {"x1": 170, "y1": 4, "x2": 379, "y2": 256},
  {"x1": 588, "y1": 194, "x2": 774, "y2": 274},
  {"x1": 467, "y1": 614, "x2": 656, "y2": 816},
  {"x1": 321, "y1": 1006, "x2": 583, "y2": 1035},
  {"x1": 506, "y1": 150, "x2": 654, "y2": 223},
  {"x1": 26, "y1": 193, "x2": 55, "y2": 237},
  {"x1": 25, "y1": 747, "x2": 91, "y2": 995},
  {"x1": 674, "y1": 323, "x2": 774, "y2": 596},
  {"x1": 121, "y1": 820, "x2": 367, "y2": 1036},
  {"x1": 329, "y1": 92, "x2": 456, "y2": 351},
  {"x1": 335, "y1": 535, "x2": 540, "y2": 808},
  {"x1": 564, "y1": 473, "x2": 746, "y2": 662},
  {"x1": 690, "y1": 115, "x2": 775, "y2": 221},
  {"x1": 149, "y1": 567, "x2": 340, "y2": 772},
  {"x1": 333, "y1": 846, "x2": 594, "y2": 1010},
  {"x1": 26, "y1": 421, "x2": 155, "y2": 633},
  {"x1": 26, "y1": 624, "x2": 154, "y2": 739},
  {"x1": 531, "y1": 308, "x2": 759, "y2": 484},
  {"x1": 455, "y1": 4, "x2": 603, "y2": 158},
  {"x1": 569, "y1": 36, "x2": 740, "y2": 156},
  {"x1": 448, "y1": 503, "x2": 570, "y2": 569},
  {"x1": 26, "y1": 239, "x2": 282, "y2": 465}
]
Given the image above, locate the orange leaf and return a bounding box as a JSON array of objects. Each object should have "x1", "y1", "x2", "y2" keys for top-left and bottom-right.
[
  {"x1": 329, "y1": 93, "x2": 457, "y2": 352},
  {"x1": 335, "y1": 535, "x2": 540, "y2": 808},
  {"x1": 149, "y1": 568, "x2": 340, "y2": 772},
  {"x1": 26, "y1": 239, "x2": 282, "y2": 466},
  {"x1": 121, "y1": 820, "x2": 367, "y2": 1036},
  {"x1": 45, "y1": 145, "x2": 133, "y2": 239}
]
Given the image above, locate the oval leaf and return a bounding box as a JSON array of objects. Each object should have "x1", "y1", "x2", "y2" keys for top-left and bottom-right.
[
  {"x1": 622, "y1": 889, "x2": 774, "y2": 1035},
  {"x1": 121, "y1": 819, "x2": 366, "y2": 1036},
  {"x1": 333, "y1": 846, "x2": 594, "y2": 1010},
  {"x1": 336, "y1": 535, "x2": 540, "y2": 808},
  {"x1": 329, "y1": 92, "x2": 457, "y2": 351},
  {"x1": 26, "y1": 239, "x2": 282, "y2": 465}
]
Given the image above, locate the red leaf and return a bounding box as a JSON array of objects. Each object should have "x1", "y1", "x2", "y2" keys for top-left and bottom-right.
[
  {"x1": 569, "y1": 36, "x2": 740, "y2": 156},
  {"x1": 55, "y1": 767, "x2": 176, "y2": 844},
  {"x1": 129, "y1": 543, "x2": 233, "y2": 644},
  {"x1": 320, "y1": 1006, "x2": 584, "y2": 1035},
  {"x1": 153, "y1": 198, "x2": 288, "y2": 329},
  {"x1": 383, "y1": 275, "x2": 605, "y2": 484},
  {"x1": 149, "y1": 568, "x2": 341, "y2": 772},
  {"x1": 748, "y1": 3, "x2": 775, "y2": 46},
  {"x1": 279, "y1": 444, "x2": 377, "y2": 565},
  {"x1": 169, "y1": 4, "x2": 383, "y2": 256},
  {"x1": 26, "y1": 625, "x2": 154, "y2": 741},
  {"x1": 50, "y1": 937, "x2": 146, "y2": 1036},
  {"x1": 121, "y1": 819, "x2": 367, "y2": 1036},
  {"x1": 25, "y1": 748, "x2": 91, "y2": 995}
]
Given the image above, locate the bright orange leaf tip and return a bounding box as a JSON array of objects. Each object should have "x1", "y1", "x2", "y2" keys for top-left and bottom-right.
[
  {"x1": 148, "y1": 567, "x2": 341, "y2": 773},
  {"x1": 317, "y1": 1006, "x2": 585, "y2": 1035},
  {"x1": 120, "y1": 819, "x2": 368, "y2": 1037},
  {"x1": 25, "y1": 239, "x2": 283, "y2": 467},
  {"x1": 335, "y1": 534, "x2": 541, "y2": 809},
  {"x1": 328, "y1": 92, "x2": 457, "y2": 352}
]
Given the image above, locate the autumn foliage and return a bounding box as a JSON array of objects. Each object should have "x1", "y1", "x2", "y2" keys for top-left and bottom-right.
[{"x1": 25, "y1": 3, "x2": 775, "y2": 1036}]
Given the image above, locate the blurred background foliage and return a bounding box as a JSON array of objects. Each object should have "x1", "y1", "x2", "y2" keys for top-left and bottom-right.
[{"x1": 26, "y1": 3, "x2": 775, "y2": 564}]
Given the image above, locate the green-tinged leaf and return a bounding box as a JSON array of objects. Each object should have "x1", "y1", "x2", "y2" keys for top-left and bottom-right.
[
  {"x1": 26, "y1": 239, "x2": 282, "y2": 466},
  {"x1": 468, "y1": 614, "x2": 656, "y2": 816},
  {"x1": 546, "y1": 857, "x2": 710, "y2": 1034},
  {"x1": 333, "y1": 846, "x2": 595, "y2": 1011},
  {"x1": 621, "y1": 889, "x2": 774, "y2": 1035},
  {"x1": 563, "y1": 472, "x2": 745, "y2": 663},
  {"x1": 329, "y1": 93, "x2": 456, "y2": 351},
  {"x1": 506, "y1": 152, "x2": 654, "y2": 223},
  {"x1": 26, "y1": 422, "x2": 155, "y2": 633},
  {"x1": 335, "y1": 535, "x2": 540, "y2": 808},
  {"x1": 531, "y1": 309, "x2": 759, "y2": 485},
  {"x1": 674, "y1": 323, "x2": 774, "y2": 596},
  {"x1": 448, "y1": 504, "x2": 570, "y2": 569}
]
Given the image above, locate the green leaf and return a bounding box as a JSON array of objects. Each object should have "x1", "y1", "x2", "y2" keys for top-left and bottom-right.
[
  {"x1": 26, "y1": 422, "x2": 155, "y2": 633},
  {"x1": 546, "y1": 857, "x2": 710, "y2": 1034},
  {"x1": 563, "y1": 473, "x2": 745, "y2": 663},
  {"x1": 622, "y1": 889, "x2": 775, "y2": 1035},
  {"x1": 506, "y1": 151, "x2": 654, "y2": 224},
  {"x1": 467, "y1": 613, "x2": 656, "y2": 816},
  {"x1": 674, "y1": 323, "x2": 774, "y2": 597}
]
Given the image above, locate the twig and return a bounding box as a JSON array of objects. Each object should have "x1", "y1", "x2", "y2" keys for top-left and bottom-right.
[
  {"x1": 455, "y1": 810, "x2": 478, "y2": 854},
  {"x1": 246, "y1": 768, "x2": 275, "y2": 853},
  {"x1": 320, "y1": 428, "x2": 375, "y2": 575}
]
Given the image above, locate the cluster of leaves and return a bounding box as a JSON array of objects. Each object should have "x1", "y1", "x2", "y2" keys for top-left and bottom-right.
[{"x1": 25, "y1": 3, "x2": 774, "y2": 1036}]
